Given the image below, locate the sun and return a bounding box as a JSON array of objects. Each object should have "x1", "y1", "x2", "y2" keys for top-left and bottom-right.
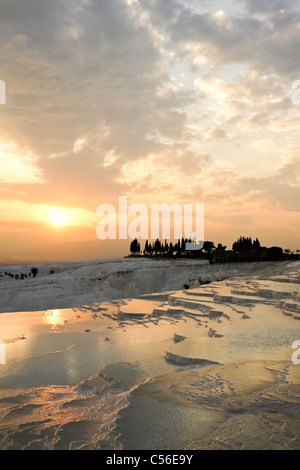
[{"x1": 51, "y1": 213, "x2": 66, "y2": 226}]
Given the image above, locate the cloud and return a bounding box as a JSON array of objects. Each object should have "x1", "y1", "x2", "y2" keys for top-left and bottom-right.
[
  {"x1": 0, "y1": 0, "x2": 174, "y2": 204},
  {"x1": 277, "y1": 146, "x2": 300, "y2": 183},
  {"x1": 203, "y1": 127, "x2": 231, "y2": 141},
  {"x1": 239, "y1": 0, "x2": 299, "y2": 14},
  {"x1": 150, "y1": 4, "x2": 300, "y2": 77},
  {"x1": 0, "y1": 142, "x2": 45, "y2": 184},
  {"x1": 251, "y1": 139, "x2": 282, "y2": 154},
  {"x1": 0, "y1": 0, "x2": 299, "y2": 255}
]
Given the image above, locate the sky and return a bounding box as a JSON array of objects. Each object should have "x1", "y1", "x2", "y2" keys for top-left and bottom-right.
[{"x1": 0, "y1": 0, "x2": 299, "y2": 264}]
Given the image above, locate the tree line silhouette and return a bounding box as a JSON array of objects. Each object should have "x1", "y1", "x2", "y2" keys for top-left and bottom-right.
[{"x1": 129, "y1": 236, "x2": 300, "y2": 263}]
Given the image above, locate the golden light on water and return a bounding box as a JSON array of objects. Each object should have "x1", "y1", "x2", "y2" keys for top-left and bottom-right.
[{"x1": 43, "y1": 310, "x2": 65, "y2": 327}]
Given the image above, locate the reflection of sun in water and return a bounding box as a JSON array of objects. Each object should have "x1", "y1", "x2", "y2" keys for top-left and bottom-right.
[
  {"x1": 44, "y1": 310, "x2": 65, "y2": 327},
  {"x1": 51, "y1": 213, "x2": 66, "y2": 226}
]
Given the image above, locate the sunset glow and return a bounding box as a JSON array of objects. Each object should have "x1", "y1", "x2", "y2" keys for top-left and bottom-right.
[
  {"x1": 0, "y1": 0, "x2": 299, "y2": 264},
  {"x1": 51, "y1": 213, "x2": 66, "y2": 227},
  {"x1": 0, "y1": 1, "x2": 300, "y2": 453}
]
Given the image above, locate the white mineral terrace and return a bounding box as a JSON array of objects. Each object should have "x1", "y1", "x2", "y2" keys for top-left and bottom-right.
[{"x1": 0, "y1": 259, "x2": 299, "y2": 450}]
